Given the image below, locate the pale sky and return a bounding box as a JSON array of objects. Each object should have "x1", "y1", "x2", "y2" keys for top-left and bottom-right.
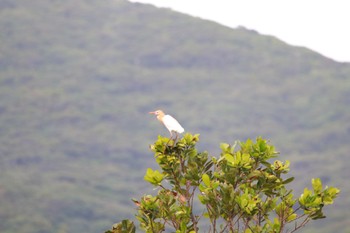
[{"x1": 129, "y1": 0, "x2": 350, "y2": 63}]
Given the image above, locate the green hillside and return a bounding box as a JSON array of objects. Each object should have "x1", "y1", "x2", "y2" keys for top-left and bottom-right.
[{"x1": 0, "y1": 0, "x2": 349, "y2": 232}]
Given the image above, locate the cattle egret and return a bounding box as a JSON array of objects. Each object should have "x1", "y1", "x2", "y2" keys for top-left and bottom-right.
[{"x1": 149, "y1": 110, "x2": 184, "y2": 141}]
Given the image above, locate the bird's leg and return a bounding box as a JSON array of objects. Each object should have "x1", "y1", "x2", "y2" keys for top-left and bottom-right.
[
  {"x1": 166, "y1": 131, "x2": 173, "y2": 147},
  {"x1": 174, "y1": 132, "x2": 179, "y2": 144}
]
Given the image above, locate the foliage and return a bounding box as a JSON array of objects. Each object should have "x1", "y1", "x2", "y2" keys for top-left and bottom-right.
[
  {"x1": 107, "y1": 134, "x2": 339, "y2": 232},
  {"x1": 106, "y1": 220, "x2": 136, "y2": 233}
]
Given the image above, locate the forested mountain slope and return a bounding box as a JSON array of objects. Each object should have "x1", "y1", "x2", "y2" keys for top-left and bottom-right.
[{"x1": 0, "y1": 0, "x2": 349, "y2": 232}]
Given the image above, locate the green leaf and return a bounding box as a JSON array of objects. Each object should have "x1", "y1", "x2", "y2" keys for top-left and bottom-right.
[
  {"x1": 212, "y1": 181, "x2": 220, "y2": 189},
  {"x1": 224, "y1": 153, "x2": 235, "y2": 165},
  {"x1": 299, "y1": 188, "x2": 312, "y2": 206},
  {"x1": 323, "y1": 186, "x2": 340, "y2": 205},
  {"x1": 287, "y1": 213, "x2": 297, "y2": 222},
  {"x1": 198, "y1": 194, "x2": 207, "y2": 204},
  {"x1": 220, "y1": 143, "x2": 230, "y2": 152},
  {"x1": 109, "y1": 219, "x2": 136, "y2": 233},
  {"x1": 203, "y1": 212, "x2": 210, "y2": 218},
  {"x1": 144, "y1": 168, "x2": 164, "y2": 185},
  {"x1": 327, "y1": 186, "x2": 340, "y2": 196},
  {"x1": 282, "y1": 177, "x2": 295, "y2": 185},
  {"x1": 312, "y1": 178, "x2": 322, "y2": 194},
  {"x1": 202, "y1": 173, "x2": 211, "y2": 187}
]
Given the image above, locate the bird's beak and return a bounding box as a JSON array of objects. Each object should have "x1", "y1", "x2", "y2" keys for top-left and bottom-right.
[{"x1": 149, "y1": 111, "x2": 155, "y2": 114}]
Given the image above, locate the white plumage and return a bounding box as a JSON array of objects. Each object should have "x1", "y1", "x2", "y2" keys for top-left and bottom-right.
[
  {"x1": 149, "y1": 110, "x2": 184, "y2": 139},
  {"x1": 162, "y1": 114, "x2": 185, "y2": 134}
]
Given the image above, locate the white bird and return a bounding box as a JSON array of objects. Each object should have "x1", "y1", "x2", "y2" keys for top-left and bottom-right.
[{"x1": 149, "y1": 110, "x2": 184, "y2": 141}]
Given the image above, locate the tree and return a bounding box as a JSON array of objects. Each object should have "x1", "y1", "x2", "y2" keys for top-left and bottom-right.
[{"x1": 106, "y1": 133, "x2": 339, "y2": 233}]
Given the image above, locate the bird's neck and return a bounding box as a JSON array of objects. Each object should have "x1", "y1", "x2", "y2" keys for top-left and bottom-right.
[{"x1": 157, "y1": 113, "x2": 164, "y2": 121}]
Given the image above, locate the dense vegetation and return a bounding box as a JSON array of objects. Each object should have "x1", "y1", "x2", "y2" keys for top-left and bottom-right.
[
  {"x1": 0, "y1": 0, "x2": 349, "y2": 232},
  {"x1": 107, "y1": 134, "x2": 339, "y2": 233}
]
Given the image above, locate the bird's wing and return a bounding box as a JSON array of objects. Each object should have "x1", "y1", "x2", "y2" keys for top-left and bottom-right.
[{"x1": 163, "y1": 115, "x2": 185, "y2": 133}]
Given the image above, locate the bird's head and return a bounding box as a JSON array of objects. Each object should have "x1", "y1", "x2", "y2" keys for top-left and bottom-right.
[
  {"x1": 149, "y1": 110, "x2": 164, "y2": 116},
  {"x1": 149, "y1": 110, "x2": 165, "y2": 121}
]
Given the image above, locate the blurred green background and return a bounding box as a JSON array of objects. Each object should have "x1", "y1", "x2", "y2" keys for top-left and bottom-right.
[{"x1": 0, "y1": 0, "x2": 349, "y2": 232}]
